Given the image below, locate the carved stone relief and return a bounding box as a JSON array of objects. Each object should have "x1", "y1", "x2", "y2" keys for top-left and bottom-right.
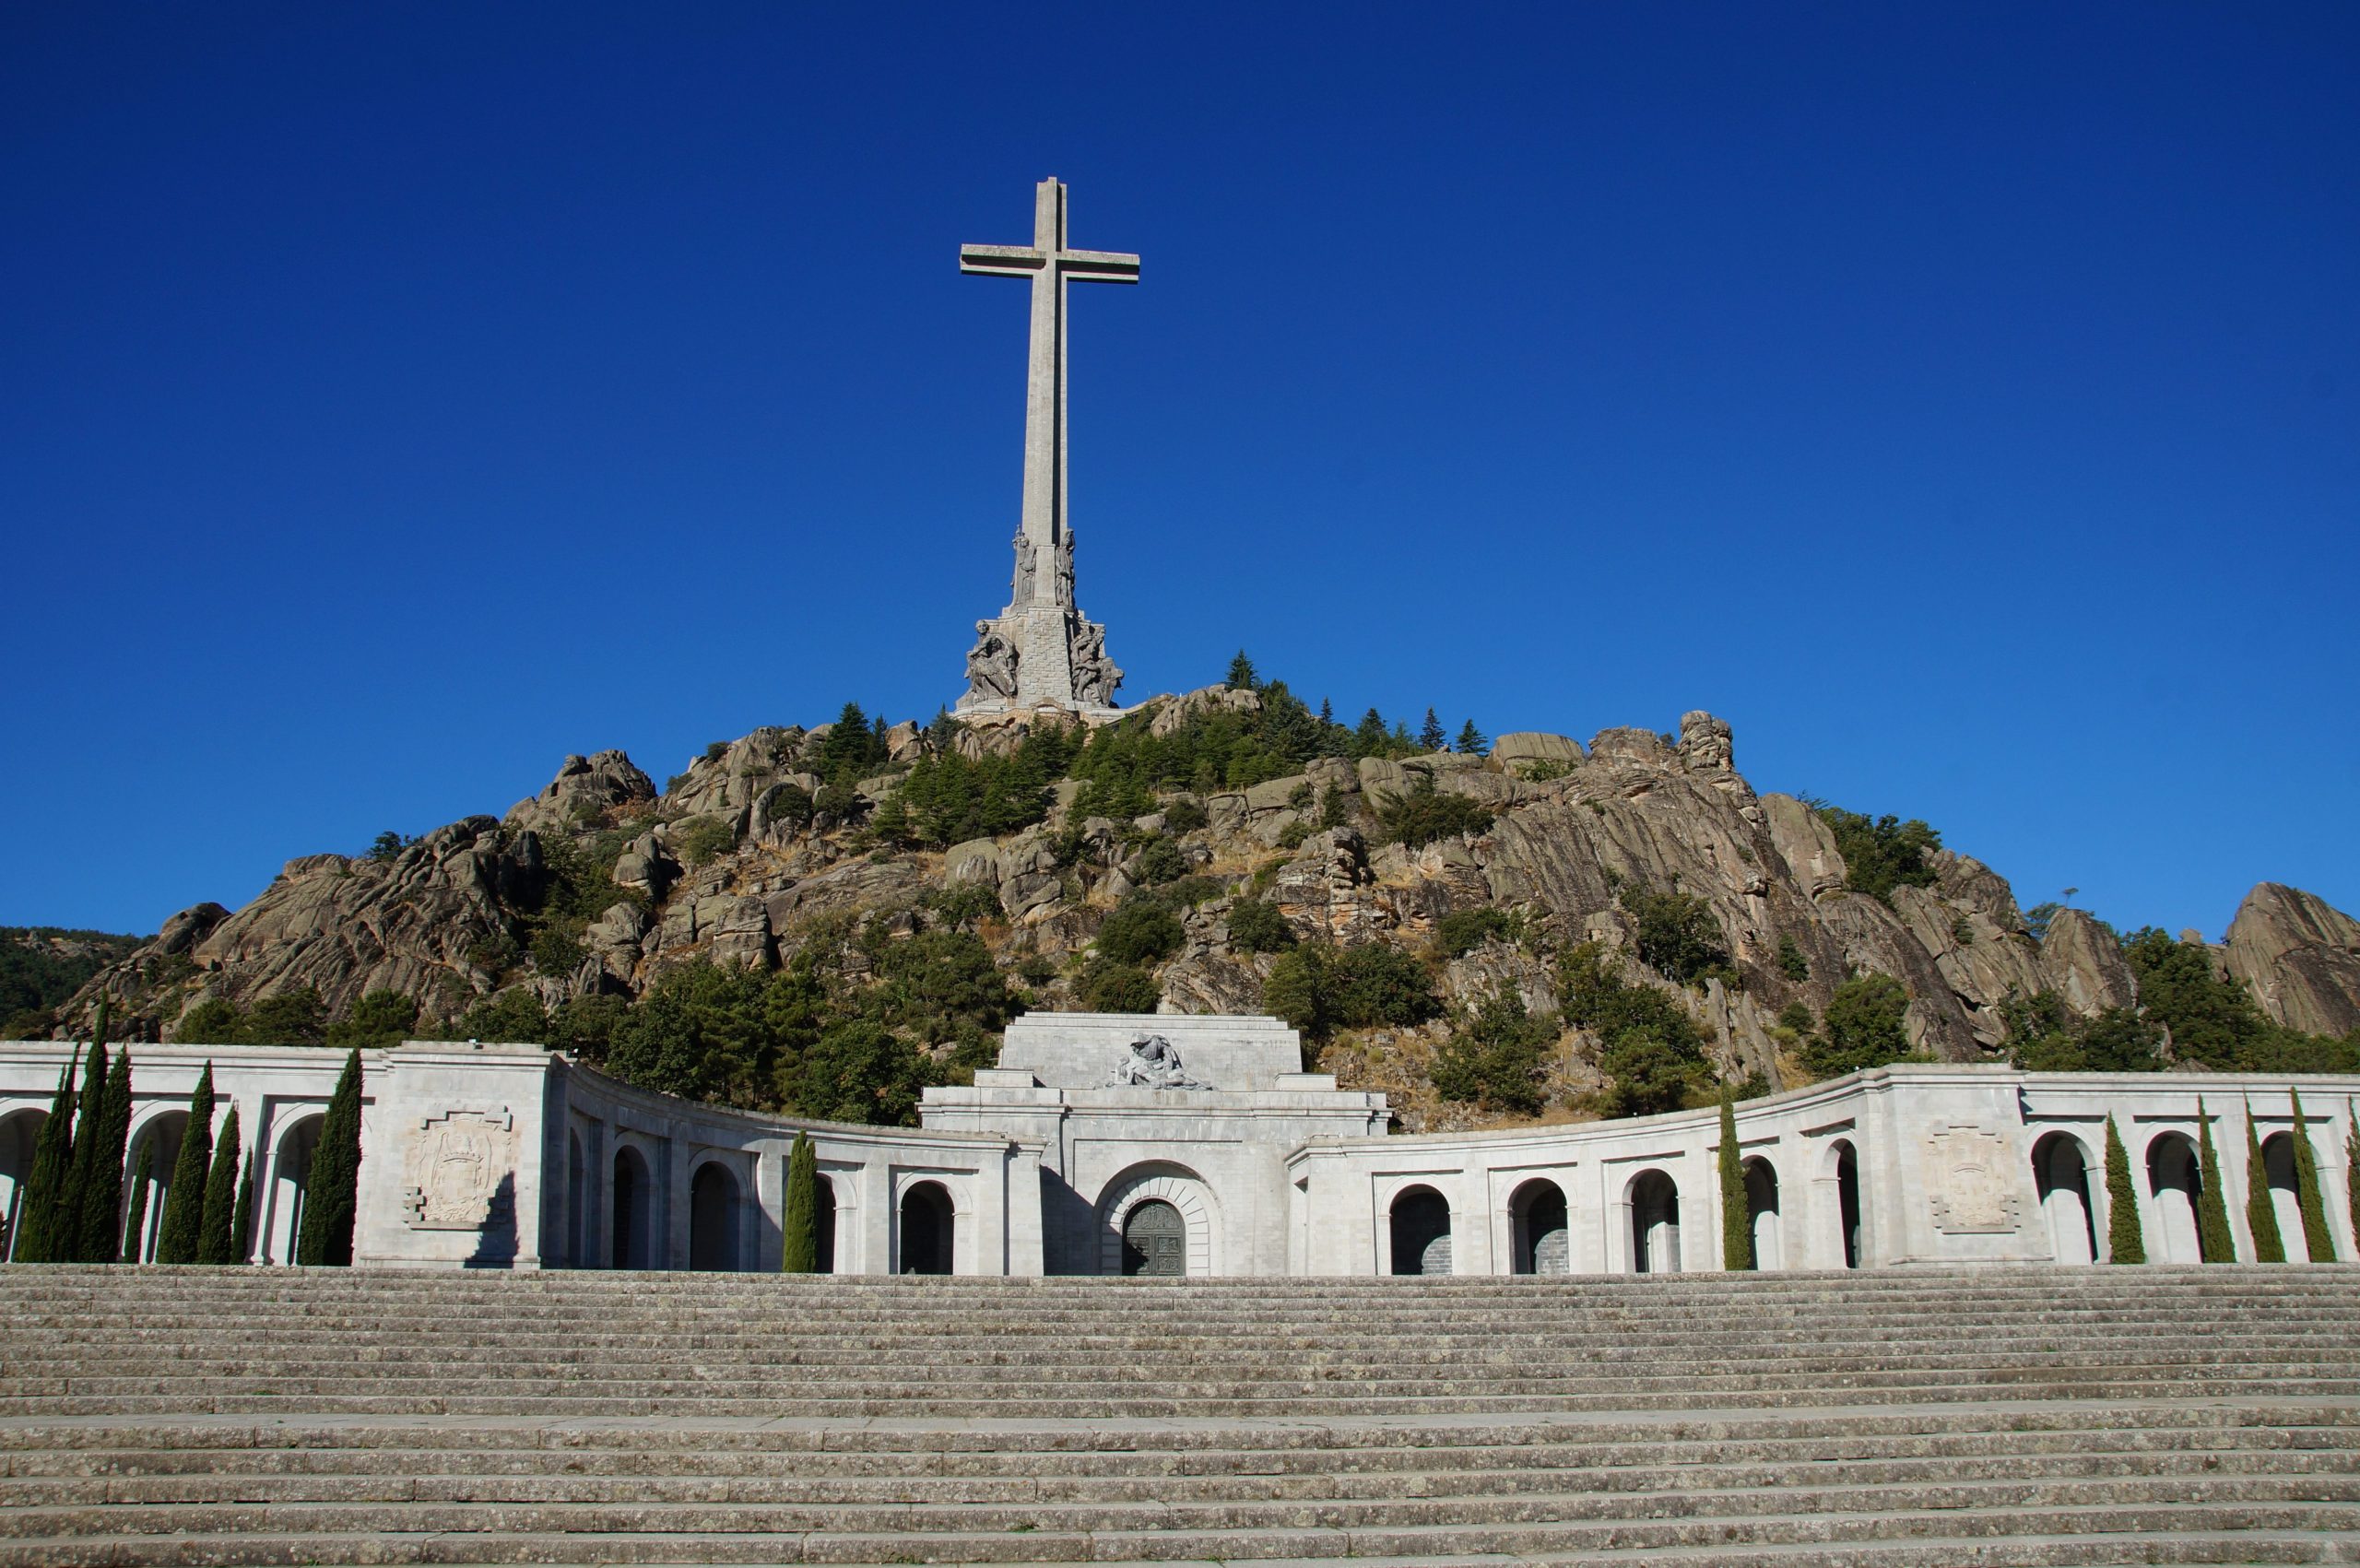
[
  {"x1": 1924, "y1": 1126, "x2": 2022, "y2": 1234},
  {"x1": 403, "y1": 1109, "x2": 518, "y2": 1231}
]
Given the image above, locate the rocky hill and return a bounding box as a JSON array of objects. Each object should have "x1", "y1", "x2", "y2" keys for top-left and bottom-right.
[{"x1": 37, "y1": 680, "x2": 2360, "y2": 1130}]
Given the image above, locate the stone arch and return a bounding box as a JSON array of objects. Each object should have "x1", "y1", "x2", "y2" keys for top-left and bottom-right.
[
  {"x1": 1507, "y1": 1177, "x2": 1570, "y2": 1275},
  {"x1": 266, "y1": 1112, "x2": 326, "y2": 1266},
  {"x1": 124, "y1": 1109, "x2": 190, "y2": 1264},
  {"x1": 1741, "y1": 1156, "x2": 1782, "y2": 1271},
  {"x1": 1827, "y1": 1138, "x2": 1863, "y2": 1269},
  {"x1": 1627, "y1": 1168, "x2": 1682, "y2": 1274},
  {"x1": 611, "y1": 1144, "x2": 653, "y2": 1270},
  {"x1": 2031, "y1": 1130, "x2": 2097, "y2": 1266},
  {"x1": 688, "y1": 1158, "x2": 744, "y2": 1272},
  {"x1": 1389, "y1": 1185, "x2": 1454, "y2": 1276},
  {"x1": 2260, "y1": 1134, "x2": 2317, "y2": 1261},
  {"x1": 1097, "y1": 1163, "x2": 1219, "y2": 1277},
  {"x1": 899, "y1": 1179, "x2": 956, "y2": 1275},
  {"x1": 0, "y1": 1109, "x2": 45, "y2": 1262},
  {"x1": 2145, "y1": 1130, "x2": 2202, "y2": 1263}
]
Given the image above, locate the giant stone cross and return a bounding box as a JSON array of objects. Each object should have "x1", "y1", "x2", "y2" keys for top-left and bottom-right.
[{"x1": 954, "y1": 178, "x2": 1135, "y2": 715}]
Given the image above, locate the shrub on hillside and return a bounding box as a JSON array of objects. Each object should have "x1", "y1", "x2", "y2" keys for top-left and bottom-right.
[
  {"x1": 1261, "y1": 941, "x2": 1440, "y2": 1042},
  {"x1": 1226, "y1": 898, "x2": 1295, "y2": 954},
  {"x1": 1622, "y1": 887, "x2": 1732, "y2": 986},
  {"x1": 1804, "y1": 974, "x2": 1916, "y2": 1076},
  {"x1": 1558, "y1": 942, "x2": 1710, "y2": 1117},
  {"x1": 1373, "y1": 777, "x2": 1494, "y2": 849},
  {"x1": 1811, "y1": 804, "x2": 1942, "y2": 904},
  {"x1": 1081, "y1": 962, "x2": 1161, "y2": 1014},
  {"x1": 1430, "y1": 991, "x2": 1554, "y2": 1115},
  {"x1": 1094, "y1": 899, "x2": 1186, "y2": 967}
]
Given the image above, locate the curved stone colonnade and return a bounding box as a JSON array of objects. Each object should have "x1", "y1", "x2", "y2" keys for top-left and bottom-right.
[{"x1": 2, "y1": 1026, "x2": 2354, "y2": 1278}]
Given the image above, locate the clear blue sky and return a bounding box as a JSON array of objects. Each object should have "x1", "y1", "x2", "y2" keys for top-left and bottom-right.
[{"x1": 4, "y1": 4, "x2": 2355, "y2": 941}]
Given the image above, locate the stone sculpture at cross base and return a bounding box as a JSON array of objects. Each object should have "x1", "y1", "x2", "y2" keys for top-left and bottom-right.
[{"x1": 952, "y1": 177, "x2": 1136, "y2": 719}]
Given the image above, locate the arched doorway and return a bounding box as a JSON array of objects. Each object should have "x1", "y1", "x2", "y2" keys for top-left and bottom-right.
[
  {"x1": 1122, "y1": 1198, "x2": 1186, "y2": 1276},
  {"x1": 1508, "y1": 1179, "x2": 1569, "y2": 1275},
  {"x1": 611, "y1": 1147, "x2": 651, "y2": 1270},
  {"x1": 1832, "y1": 1140, "x2": 1862, "y2": 1268},
  {"x1": 1390, "y1": 1186, "x2": 1453, "y2": 1276},
  {"x1": 0, "y1": 1110, "x2": 46, "y2": 1262},
  {"x1": 2032, "y1": 1132, "x2": 2097, "y2": 1266},
  {"x1": 2146, "y1": 1132, "x2": 2202, "y2": 1263},
  {"x1": 1742, "y1": 1158, "x2": 1781, "y2": 1271},
  {"x1": 2261, "y1": 1134, "x2": 2317, "y2": 1261},
  {"x1": 689, "y1": 1161, "x2": 741, "y2": 1271},
  {"x1": 124, "y1": 1112, "x2": 189, "y2": 1264},
  {"x1": 1629, "y1": 1170, "x2": 1681, "y2": 1273},
  {"x1": 266, "y1": 1114, "x2": 325, "y2": 1266},
  {"x1": 900, "y1": 1180, "x2": 954, "y2": 1275},
  {"x1": 812, "y1": 1173, "x2": 837, "y2": 1274}
]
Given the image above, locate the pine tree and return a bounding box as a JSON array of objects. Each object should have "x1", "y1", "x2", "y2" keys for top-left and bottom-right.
[
  {"x1": 1456, "y1": 720, "x2": 1487, "y2": 756},
  {"x1": 1225, "y1": 651, "x2": 1257, "y2": 690},
  {"x1": 1717, "y1": 1091, "x2": 1752, "y2": 1271},
  {"x1": 2195, "y1": 1100, "x2": 2236, "y2": 1263},
  {"x1": 197, "y1": 1103, "x2": 242, "y2": 1265},
  {"x1": 298, "y1": 1050, "x2": 363, "y2": 1267},
  {"x1": 11, "y1": 1052, "x2": 79, "y2": 1262},
  {"x1": 1419, "y1": 709, "x2": 1446, "y2": 752},
  {"x1": 2287, "y1": 1090, "x2": 2335, "y2": 1262},
  {"x1": 121, "y1": 1143, "x2": 154, "y2": 1264},
  {"x1": 2103, "y1": 1115, "x2": 2143, "y2": 1264},
  {"x1": 154, "y1": 1064, "x2": 216, "y2": 1265},
  {"x1": 781, "y1": 1132, "x2": 819, "y2": 1273},
  {"x1": 74, "y1": 1045, "x2": 134, "y2": 1265},
  {"x1": 53, "y1": 1037, "x2": 110, "y2": 1261},
  {"x1": 230, "y1": 1142, "x2": 256, "y2": 1267},
  {"x1": 2243, "y1": 1099, "x2": 2285, "y2": 1263}
]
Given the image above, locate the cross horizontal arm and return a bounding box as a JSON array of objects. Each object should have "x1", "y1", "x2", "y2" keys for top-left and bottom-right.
[
  {"x1": 960, "y1": 244, "x2": 1047, "y2": 277},
  {"x1": 1060, "y1": 249, "x2": 1140, "y2": 284}
]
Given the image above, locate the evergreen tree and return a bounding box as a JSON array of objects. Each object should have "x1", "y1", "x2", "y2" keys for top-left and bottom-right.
[
  {"x1": 2243, "y1": 1100, "x2": 2285, "y2": 1263},
  {"x1": 53, "y1": 1036, "x2": 109, "y2": 1261},
  {"x1": 2195, "y1": 1100, "x2": 2236, "y2": 1263},
  {"x1": 1718, "y1": 1091, "x2": 1752, "y2": 1271},
  {"x1": 298, "y1": 1050, "x2": 363, "y2": 1267},
  {"x1": 781, "y1": 1131, "x2": 819, "y2": 1273},
  {"x1": 121, "y1": 1142, "x2": 154, "y2": 1264},
  {"x1": 74, "y1": 1044, "x2": 133, "y2": 1264},
  {"x1": 154, "y1": 1064, "x2": 216, "y2": 1264},
  {"x1": 196, "y1": 1103, "x2": 242, "y2": 1265},
  {"x1": 11, "y1": 1051, "x2": 78, "y2": 1262},
  {"x1": 1456, "y1": 720, "x2": 1487, "y2": 756},
  {"x1": 1225, "y1": 651, "x2": 1257, "y2": 690},
  {"x1": 1419, "y1": 709, "x2": 1446, "y2": 752},
  {"x1": 230, "y1": 1142, "x2": 256, "y2": 1267},
  {"x1": 2287, "y1": 1090, "x2": 2335, "y2": 1262},
  {"x1": 2103, "y1": 1116, "x2": 2143, "y2": 1264}
]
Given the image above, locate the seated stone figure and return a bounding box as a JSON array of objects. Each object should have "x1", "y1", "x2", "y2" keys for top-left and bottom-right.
[{"x1": 1107, "y1": 1032, "x2": 1207, "y2": 1090}]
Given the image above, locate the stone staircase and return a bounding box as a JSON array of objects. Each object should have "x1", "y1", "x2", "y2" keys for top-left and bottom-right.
[{"x1": 2, "y1": 1264, "x2": 2358, "y2": 1564}]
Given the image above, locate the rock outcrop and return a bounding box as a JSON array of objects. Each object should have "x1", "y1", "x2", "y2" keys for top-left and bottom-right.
[{"x1": 2225, "y1": 883, "x2": 2360, "y2": 1039}]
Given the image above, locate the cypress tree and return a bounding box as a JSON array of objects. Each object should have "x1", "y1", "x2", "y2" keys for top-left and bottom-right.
[
  {"x1": 53, "y1": 1035, "x2": 110, "y2": 1261},
  {"x1": 74, "y1": 1044, "x2": 134, "y2": 1265},
  {"x1": 2103, "y1": 1116, "x2": 2143, "y2": 1264},
  {"x1": 2287, "y1": 1090, "x2": 2335, "y2": 1262},
  {"x1": 781, "y1": 1131, "x2": 819, "y2": 1273},
  {"x1": 230, "y1": 1142, "x2": 256, "y2": 1267},
  {"x1": 298, "y1": 1050, "x2": 363, "y2": 1267},
  {"x1": 1717, "y1": 1091, "x2": 1752, "y2": 1271},
  {"x1": 197, "y1": 1104, "x2": 242, "y2": 1265},
  {"x1": 2195, "y1": 1100, "x2": 2236, "y2": 1264},
  {"x1": 2243, "y1": 1099, "x2": 2285, "y2": 1263},
  {"x1": 12, "y1": 1052, "x2": 78, "y2": 1262},
  {"x1": 121, "y1": 1143, "x2": 154, "y2": 1264},
  {"x1": 154, "y1": 1064, "x2": 216, "y2": 1265}
]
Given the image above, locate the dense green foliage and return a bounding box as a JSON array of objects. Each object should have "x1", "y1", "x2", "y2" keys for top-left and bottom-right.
[
  {"x1": 0, "y1": 927, "x2": 144, "y2": 1037},
  {"x1": 2287, "y1": 1090, "x2": 2336, "y2": 1262},
  {"x1": 1226, "y1": 899, "x2": 1295, "y2": 954},
  {"x1": 154, "y1": 1065, "x2": 215, "y2": 1265},
  {"x1": 196, "y1": 1104, "x2": 242, "y2": 1265},
  {"x1": 1455, "y1": 720, "x2": 1487, "y2": 756},
  {"x1": 1372, "y1": 777, "x2": 1494, "y2": 849},
  {"x1": 1622, "y1": 888, "x2": 1732, "y2": 986},
  {"x1": 1430, "y1": 991, "x2": 1553, "y2": 1114},
  {"x1": 1261, "y1": 942, "x2": 1441, "y2": 1043},
  {"x1": 2119, "y1": 929, "x2": 2360, "y2": 1071},
  {"x1": 296, "y1": 1051, "x2": 362, "y2": 1267},
  {"x1": 70, "y1": 1039, "x2": 132, "y2": 1263},
  {"x1": 781, "y1": 1132, "x2": 820, "y2": 1273},
  {"x1": 2104, "y1": 1116, "x2": 2143, "y2": 1264},
  {"x1": 2000, "y1": 990, "x2": 2165, "y2": 1071},
  {"x1": 1776, "y1": 937, "x2": 1811, "y2": 982},
  {"x1": 2196, "y1": 1102, "x2": 2236, "y2": 1263},
  {"x1": 1803, "y1": 974, "x2": 1917, "y2": 1077},
  {"x1": 1066, "y1": 676, "x2": 1422, "y2": 819},
  {"x1": 10, "y1": 1055, "x2": 77, "y2": 1262},
  {"x1": 1559, "y1": 943, "x2": 1710, "y2": 1118},
  {"x1": 121, "y1": 1143, "x2": 153, "y2": 1263},
  {"x1": 49, "y1": 1038, "x2": 111, "y2": 1262},
  {"x1": 1811, "y1": 805, "x2": 1942, "y2": 904},
  {"x1": 1080, "y1": 962, "x2": 1162, "y2": 1013},
  {"x1": 1093, "y1": 900, "x2": 1186, "y2": 967},
  {"x1": 1433, "y1": 906, "x2": 1516, "y2": 959},
  {"x1": 1719, "y1": 1093, "x2": 1752, "y2": 1271},
  {"x1": 894, "y1": 727, "x2": 1078, "y2": 847},
  {"x1": 2242, "y1": 1103, "x2": 2285, "y2": 1263}
]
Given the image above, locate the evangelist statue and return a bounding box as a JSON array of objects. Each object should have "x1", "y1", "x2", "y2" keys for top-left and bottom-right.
[{"x1": 1107, "y1": 1032, "x2": 1208, "y2": 1091}]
